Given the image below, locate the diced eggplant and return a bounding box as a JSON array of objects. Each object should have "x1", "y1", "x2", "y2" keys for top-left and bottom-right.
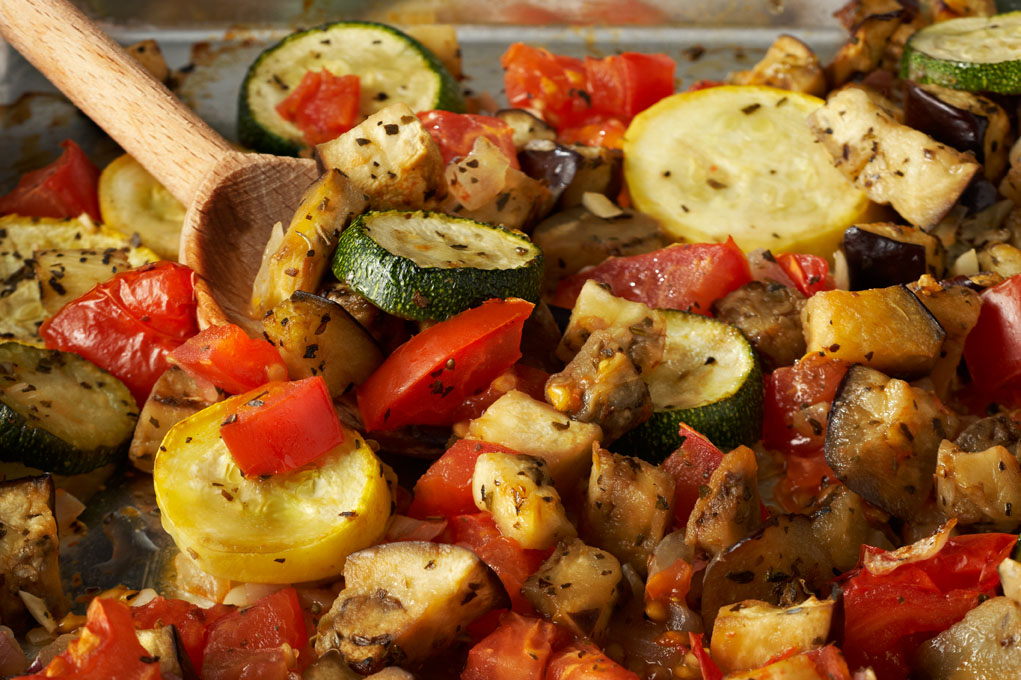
[
  {"x1": 531, "y1": 205, "x2": 667, "y2": 296},
  {"x1": 494, "y1": 108, "x2": 556, "y2": 149},
  {"x1": 913, "y1": 596, "x2": 1021, "y2": 679},
  {"x1": 904, "y1": 82, "x2": 1012, "y2": 182},
  {"x1": 955, "y1": 414, "x2": 1021, "y2": 456},
  {"x1": 545, "y1": 328, "x2": 652, "y2": 442},
  {"x1": 802, "y1": 285, "x2": 945, "y2": 379},
  {"x1": 825, "y1": 0, "x2": 905, "y2": 87},
  {"x1": 129, "y1": 365, "x2": 222, "y2": 472},
  {"x1": 685, "y1": 446, "x2": 762, "y2": 559},
  {"x1": 32, "y1": 248, "x2": 132, "y2": 316},
  {"x1": 317, "y1": 281, "x2": 410, "y2": 355},
  {"x1": 935, "y1": 439, "x2": 1021, "y2": 530},
  {"x1": 262, "y1": 291, "x2": 383, "y2": 398},
  {"x1": 842, "y1": 223, "x2": 945, "y2": 290},
  {"x1": 519, "y1": 141, "x2": 584, "y2": 204},
  {"x1": 824, "y1": 365, "x2": 958, "y2": 520},
  {"x1": 522, "y1": 537, "x2": 622, "y2": 639},
  {"x1": 711, "y1": 281, "x2": 806, "y2": 373},
  {"x1": 315, "y1": 541, "x2": 508, "y2": 673},
  {"x1": 465, "y1": 389, "x2": 603, "y2": 492},
  {"x1": 907, "y1": 276, "x2": 981, "y2": 399},
  {"x1": 578, "y1": 446, "x2": 674, "y2": 575},
  {"x1": 809, "y1": 87, "x2": 980, "y2": 228},
  {"x1": 700, "y1": 515, "x2": 834, "y2": 635},
  {"x1": 810, "y1": 485, "x2": 891, "y2": 573},
  {"x1": 519, "y1": 141, "x2": 623, "y2": 210},
  {"x1": 978, "y1": 242, "x2": 1021, "y2": 279},
  {"x1": 729, "y1": 35, "x2": 826, "y2": 96},
  {"x1": 472, "y1": 452, "x2": 576, "y2": 550},
  {"x1": 136, "y1": 625, "x2": 198, "y2": 680},
  {"x1": 710, "y1": 596, "x2": 834, "y2": 673},
  {"x1": 251, "y1": 169, "x2": 368, "y2": 316},
  {"x1": 959, "y1": 176, "x2": 1001, "y2": 216},
  {"x1": 519, "y1": 301, "x2": 565, "y2": 373},
  {"x1": 302, "y1": 649, "x2": 360, "y2": 680},
  {"x1": 0, "y1": 475, "x2": 66, "y2": 635}
]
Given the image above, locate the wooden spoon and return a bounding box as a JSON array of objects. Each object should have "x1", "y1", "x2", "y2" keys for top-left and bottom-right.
[{"x1": 0, "y1": 0, "x2": 318, "y2": 331}]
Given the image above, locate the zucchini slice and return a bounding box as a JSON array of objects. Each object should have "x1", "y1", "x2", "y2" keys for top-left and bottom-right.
[
  {"x1": 154, "y1": 395, "x2": 393, "y2": 583},
  {"x1": 98, "y1": 154, "x2": 186, "y2": 261},
  {"x1": 238, "y1": 21, "x2": 465, "y2": 156},
  {"x1": 332, "y1": 210, "x2": 543, "y2": 321},
  {"x1": 622, "y1": 86, "x2": 871, "y2": 256},
  {"x1": 0, "y1": 343, "x2": 138, "y2": 474},
  {"x1": 615, "y1": 310, "x2": 763, "y2": 460},
  {"x1": 901, "y1": 12, "x2": 1021, "y2": 94}
]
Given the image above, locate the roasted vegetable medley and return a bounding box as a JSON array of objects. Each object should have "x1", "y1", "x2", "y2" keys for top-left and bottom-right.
[{"x1": 7, "y1": 2, "x2": 1021, "y2": 679}]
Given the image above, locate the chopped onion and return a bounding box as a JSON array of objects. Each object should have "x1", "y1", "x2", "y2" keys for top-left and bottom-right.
[
  {"x1": 223, "y1": 582, "x2": 284, "y2": 607},
  {"x1": 864, "y1": 519, "x2": 956, "y2": 576},
  {"x1": 581, "y1": 191, "x2": 623, "y2": 219},
  {"x1": 129, "y1": 588, "x2": 159, "y2": 607},
  {"x1": 999, "y1": 558, "x2": 1021, "y2": 605},
  {"x1": 18, "y1": 590, "x2": 56, "y2": 633},
  {"x1": 831, "y1": 249, "x2": 850, "y2": 291},
  {"x1": 949, "y1": 249, "x2": 979, "y2": 278}
]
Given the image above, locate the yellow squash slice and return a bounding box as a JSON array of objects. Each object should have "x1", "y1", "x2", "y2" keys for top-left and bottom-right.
[
  {"x1": 154, "y1": 395, "x2": 393, "y2": 584},
  {"x1": 98, "y1": 154, "x2": 186, "y2": 261},
  {"x1": 623, "y1": 85, "x2": 872, "y2": 255}
]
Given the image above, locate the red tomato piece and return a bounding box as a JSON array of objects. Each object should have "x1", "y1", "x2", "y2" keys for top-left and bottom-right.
[
  {"x1": 462, "y1": 612, "x2": 568, "y2": 680},
  {"x1": 761, "y1": 353, "x2": 849, "y2": 457},
  {"x1": 774, "y1": 451, "x2": 840, "y2": 514},
  {"x1": 20, "y1": 597, "x2": 161, "y2": 679},
  {"x1": 688, "y1": 633, "x2": 723, "y2": 680},
  {"x1": 132, "y1": 596, "x2": 234, "y2": 670},
  {"x1": 0, "y1": 139, "x2": 100, "y2": 221},
  {"x1": 584, "y1": 53, "x2": 676, "y2": 120},
  {"x1": 805, "y1": 646, "x2": 853, "y2": 680},
  {"x1": 408, "y1": 439, "x2": 522, "y2": 520},
  {"x1": 775, "y1": 253, "x2": 833, "y2": 297},
  {"x1": 964, "y1": 274, "x2": 1021, "y2": 395},
  {"x1": 557, "y1": 117, "x2": 627, "y2": 149},
  {"x1": 417, "y1": 110, "x2": 520, "y2": 169},
  {"x1": 39, "y1": 261, "x2": 198, "y2": 405},
  {"x1": 501, "y1": 43, "x2": 592, "y2": 129},
  {"x1": 841, "y1": 532, "x2": 1015, "y2": 679},
  {"x1": 168, "y1": 323, "x2": 288, "y2": 395},
  {"x1": 357, "y1": 298, "x2": 534, "y2": 431},
  {"x1": 450, "y1": 513, "x2": 551, "y2": 614},
  {"x1": 660, "y1": 424, "x2": 724, "y2": 526},
  {"x1": 275, "y1": 69, "x2": 361, "y2": 146},
  {"x1": 645, "y1": 557, "x2": 694, "y2": 605},
  {"x1": 551, "y1": 239, "x2": 752, "y2": 315},
  {"x1": 202, "y1": 588, "x2": 307, "y2": 680},
  {"x1": 448, "y1": 363, "x2": 549, "y2": 424},
  {"x1": 547, "y1": 641, "x2": 640, "y2": 680},
  {"x1": 220, "y1": 377, "x2": 344, "y2": 477}
]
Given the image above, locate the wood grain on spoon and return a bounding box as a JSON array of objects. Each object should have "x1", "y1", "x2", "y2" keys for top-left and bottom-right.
[{"x1": 0, "y1": 0, "x2": 318, "y2": 331}]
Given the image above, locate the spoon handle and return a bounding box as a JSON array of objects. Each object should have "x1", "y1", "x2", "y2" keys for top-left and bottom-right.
[{"x1": 0, "y1": 0, "x2": 233, "y2": 206}]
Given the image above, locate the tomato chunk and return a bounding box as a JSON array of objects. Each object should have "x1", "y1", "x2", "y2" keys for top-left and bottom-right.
[
  {"x1": 275, "y1": 69, "x2": 361, "y2": 146},
  {"x1": 584, "y1": 52, "x2": 675, "y2": 120},
  {"x1": 660, "y1": 424, "x2": 724, "y2": 526},
  {"x1": 132, "y1": 596, "x2": 234, "y2": 670},
  {"x1": 0, "y1": 139, "x2": 100, "y2": 221},
  {"x1": 168, "y1": 323, "x2": 288, "y2": 395},
  {"x1": 547, "y1": 641, "x2": 640, "y2": 680},
  {"x1": 202, "y1": 588, "x2": 306, "y2": 680},
  {"x1": 357, "y1": 298, "x2": 533, "y2": 431},
  {"x1": 501, "y1": 43, "x2": 591, "y2": 129},
  {"x1": 762, "y1": 353, "x2": 849, "y2": 457},
  {"x1": 417, "y1": 110, "x2": 520, "y2": 168},
  {"x1": 409, "y1": 439, "x2": 522, "y2": 520},
  {"x1": 551, "y1": 239, "x2": 751, "y2": 314},
  {"x1": 462, "y1": 612, "x2": 568, "y2": 680},
  {"x1": 220, "y1": 377, "x2": 344, "y2": 476},
  {"x1": 964, "y1": 274, "x2": 1021, "y2": 397},
  {"x1": 39, "y1": 261, "x2": 198, "y2": 405},
  {"x1": 775, "y1": 253, "x2": 833, "y2": 297},
  {"x1": 557, "y1": 117, "x2": 627, "y2": 149}
]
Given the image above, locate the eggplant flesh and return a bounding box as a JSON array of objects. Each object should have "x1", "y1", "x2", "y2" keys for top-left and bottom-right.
[
  {"x1": 904, "y1": 82, "x2": 987, "y2": 161},
  {"x1": 519, "y1": 142, "x2": 584, "y2": 204},
  {"x1": 842, "y1": 226, "x2": 928, "y2": 290}
]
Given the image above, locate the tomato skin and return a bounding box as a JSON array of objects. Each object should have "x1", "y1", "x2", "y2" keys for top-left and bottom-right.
[
  {"x1": 202, "y1": 588, "x2": 306, "y2": 680},
  {"x1": 450, "y1": 512, "x2": 551, "y2": 614},
  {"x1": 132, "y1": 596, "x2": 234, "y2": 670},
  {"x1": 168, "y1": 323, "x2": 288, "y2": 395},
  {"x1": 546, "y1": 641, "x2": 640, "y2": 680},
  {"x1": 775, "y1": 253, "x2": 833, "y2": 297},
  {"x1": 660, "y1": 424, "x2": 724, "y2": 526},
  {"x1": 557, "y1": 117, "x2": 627, "y2": 149},
  {"x1": 762, "y1": 353, "x2": 849, "y2": 457},
  {"x1": 448, "y1": 363, "x2": 549, "y2": 424},
  {"x1": 462, "y1": 612, "x2": 568, "y2": 680},
  {"x1": 501, "y1": 43, "x2": 591, "y2": 129},
  {"x1": 275, "y1": 69, "x2": 361, "y2": 146},
  {"x1": 688, "y1": 633, "x2": 723, "y2": 680},
  {"x1": 19, "y1": 597, "x2": 160, "y2": 679},
  {"x1": 645, "y1": 557, "x2": 693, "y2": 605},
  {"x1": 357, "y1": 298, "x2": 534, "y2": 431},
  {"x1": 0, "y1": 140, "x2": 100, "y2": 221},
  {"x1": 584, "y1": 53, "x2": 675, "y2": 120},
  {"x1": 417, "y1": 110, "x2": 520, "y2": 169},
  {"x1": 551, "y1": 239, "x2": 751, "y2": 314},
  {"x1": 964, "y1": 274, "x2": 1021, "y2": 395},
  {"x1": 408, "y1": 439, "x2": 522, "y2": 520},
  {"x1": 39, "y1": 261, "x2": 198, "y2": 405},
  {"x1": 220, "y1": 377, "x2": 344, "y2": 476},
  {"x1": 841, "y1": 532, "x2": 1016, "y2": 679}
]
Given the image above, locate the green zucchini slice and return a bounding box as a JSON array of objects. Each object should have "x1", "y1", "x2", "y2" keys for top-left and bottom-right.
[
  {"x1": 332, "y1": 210, "x2": 543, "y2": 321},
  {"x1": 238, "y1": 21, "x2": 465, "y2": 156},
  {"x1": 615, "y1": 310, "x2": 763, "y2": 461},
  {"x1": 901, "y1": 13, "x2": 1021, "y2": 94},
  {"x1": 0, "y1": 343, "x2": 137, "y2": 474}
]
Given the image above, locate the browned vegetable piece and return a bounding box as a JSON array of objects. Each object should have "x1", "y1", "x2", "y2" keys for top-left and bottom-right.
[
  {"x1": 317, "y1": 281, "x2": 409, "y2": 355},
  {"x1": 810, "y1": 485, "x2": 890, "y2": 573},
  {"x1": 579, "y1": 445, "x2": 674, "y2": 575},
  {"x1": 955, "y1": 414, "x2": 1021, "y2": 455},
  {"x1": 978, "y1": 242, "x2": 1021, "y2": 279},
  {"x1": 494, "y1": 108, "x2": 556, "y2": 149},
  {"x1": 729, "y1": 35, "x2": 826, "y2": 96},
  {"x1": 32, "y1": 248, "x2": 132, "y2": 316},
  {"x1": 712, "y1": 281, "x2": 806, "y2": 373},
  {"x1": 520, "y1": 141, "x2": 623, "y2": 210},
  {"x1": 129, "y1": 365, "x2": 222, "y2": 472},
  {"x1": 913, "y1": 596, "x2": 1021, "y2": 678},
  {"x1": 908, "y1": 275, "x2": 982, "y2": 399},
  {"x1": 842, "y1": 223, "x2": 945, "y2": 291},
  {"x1": 929, "y1": 0, "x2": 997, "y2": 22},
  {"x1": 801, "y1": 285, "x2": 945, "y2": 380},
  {"x1": 315, "y1": 542, "x2": 507, "y2": 674},
  {"x1": 522, "y1": 537, "x2": 622, "y2": 639},
  {"x1": 935, "y1": 438, "x2": 1021, "y2": 530},
  {"x1": 685, "y1": 445, "x2": 762, "y2": 559},
  {"x1": 825, "y1": 365, "x2": 958, "y2": 520},
  {"x1": 826, "y1": 0, "x2": 905, "y2": 87},
  {"x1": 136, "y1": 625, "x2": 198, "y2": 680},
  {"x1": 546, "y1": 328, "x2": 652, "y2": 442},
  {"x1": 262, "y1": 291, "x2": 383, "y2": 398},
  {"x1": 0, "y1": 475, "x2": 66, "y2": 635}
]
